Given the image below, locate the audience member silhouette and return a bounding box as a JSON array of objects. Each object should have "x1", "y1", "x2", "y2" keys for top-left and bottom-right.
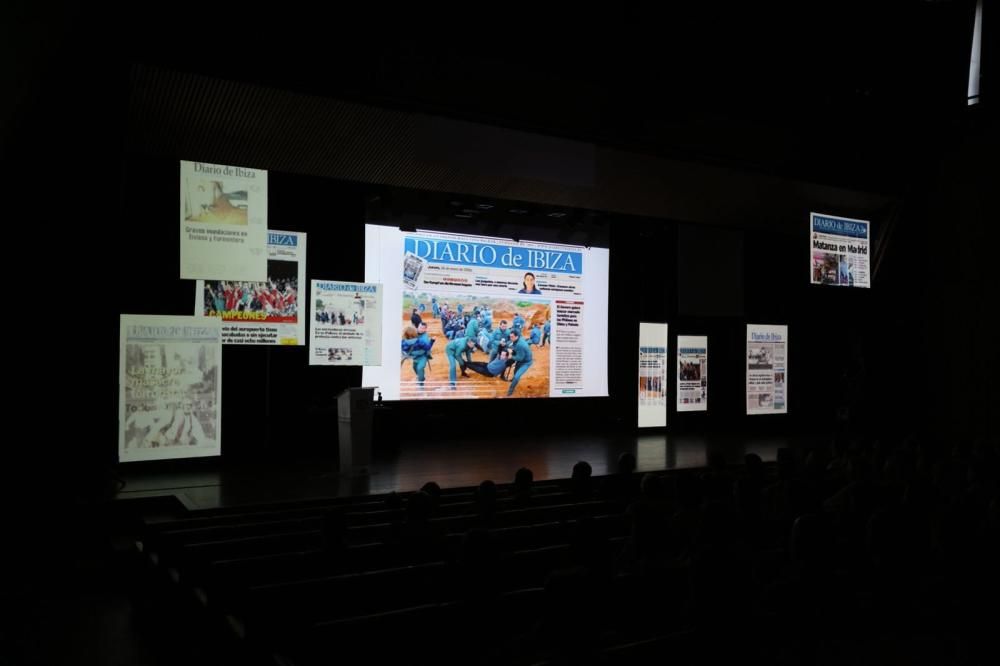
[
  {"x1": 570, "y1": 460, "x2": 593, "y2": 498},
  {"x1": 475, "y1": 480, "x2": 498, "y2": 525},
  {"x1": 619, "y1": 473, "x2": 671, "y2": 576},
  {"x1": 394, "y1": 490, "x2": 444, "y2": 561},
  {"x1": 420, "y1": 481, "x2": 442, "y2": 509},
  {"x1": 701, "y1": 449, "x2": 733, "y2": 503},
  {"x1": 603, "y1": 451, "x2": 640, "y2": 502},
  {"x1": 510, "y1": 467, "x2": 534, "y2": 507}
]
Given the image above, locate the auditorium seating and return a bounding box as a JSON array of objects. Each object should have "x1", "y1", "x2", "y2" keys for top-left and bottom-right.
[
  {"x1": 135, "y1": 472, "x2": 657, "y2": 664},
  {"x1": 130, "y1": 439, "x2": 1000, "y2": 665}
]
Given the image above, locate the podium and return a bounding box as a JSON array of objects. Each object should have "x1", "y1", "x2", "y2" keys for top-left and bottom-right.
[{"x1": 337, "y1": 387, "x2": 376, "y2": 474}]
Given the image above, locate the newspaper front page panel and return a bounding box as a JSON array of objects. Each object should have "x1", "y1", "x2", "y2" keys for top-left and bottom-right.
[
  {"x1": 180, "y1": 161, "x2": 267, "y2": 281},
  {"x1": 638, "y1": 322, "x2": 669, "y2": 427},
  {"x1": 309, "y1": 281, "x2": 383, "y2": 366},
  {"x1": 677, "y1": 335, "x2": 708, "y2": 413},
  {"x1": 119, "y1": 314, "x2": 222, "y2": 462},
  {"x1": 194, "y1": 231, "x2": 306, "y2": 345},
  {"x1": 809, "y1": 213, "x2": 870, "y2": 288},
  {"x1": 362, "y1": 225, "x2": 609, "y2": 400},
  {"x1": 746, "y1": 324, "x2": 788, "y2": 415}
]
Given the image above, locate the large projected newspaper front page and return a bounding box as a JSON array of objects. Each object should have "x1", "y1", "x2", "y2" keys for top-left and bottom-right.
[
  {"x1": 363, "y1": 225, "x2": 609, "y2": 400},
  {"x1": 746, "y1": 324, "x2": 787, "y2": 415},
  {"x1": 119, "y1": 315, "x2": 222, "y2": 462},
  {"x1": 810, "y1": 213, "x2": 870, "y2": 288}
]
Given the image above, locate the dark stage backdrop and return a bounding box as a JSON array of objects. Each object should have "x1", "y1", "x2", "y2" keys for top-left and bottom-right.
[{"x1": 102, "y1": 152, "x2": 908, "y2": 462}]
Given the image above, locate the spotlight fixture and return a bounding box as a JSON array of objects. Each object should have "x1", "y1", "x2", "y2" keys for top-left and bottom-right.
[
  {"x1": 547, "y1": 212, "x2": 567, "y2": 218},
  {"x1": 476, "y1": 203, "x2": 494, "y2": 210}
]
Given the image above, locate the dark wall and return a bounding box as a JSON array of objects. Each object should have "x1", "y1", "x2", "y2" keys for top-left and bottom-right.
[{"x1": 920, "y1": 118, "x2": 995, "y2": 445}]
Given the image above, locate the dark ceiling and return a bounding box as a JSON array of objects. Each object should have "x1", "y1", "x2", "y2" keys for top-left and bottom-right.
[{"x1": 6, "y1": 2, "x2": 985, "y2": 201}]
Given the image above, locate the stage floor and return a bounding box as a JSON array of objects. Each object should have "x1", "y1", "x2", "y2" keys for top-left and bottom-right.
[{"x1": 115, "y1": 432, "x2": 830, "y2": 512}]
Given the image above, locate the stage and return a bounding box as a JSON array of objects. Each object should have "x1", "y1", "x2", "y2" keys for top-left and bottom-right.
[{"x1": 114, "y1": 431, "x2": 831, "y2": 512}]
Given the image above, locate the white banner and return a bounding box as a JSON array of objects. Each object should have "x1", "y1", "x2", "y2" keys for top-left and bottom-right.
[
  {"x1": 195, "y1": 230, "x2": 306, "y2": 345},
  {"x1": 310, "y1": 281, "x2": 383, "y2": 366},
  {"x1": 638, "y1": 322, "x2": 668, "y2": 428},
  {"x1": 677, "y1": 335, "x2": 708, "y2": 412},
  {"x1": 180, "y1": 160, "x2": 267, "y2": 281},
  {"x1": 746, "y1": 324, "x2": 788, "y2": 415},
  {"x1": 119, "y1": 315, "x2": 222, "y2": 462},
  {"x1": 810, "y1": 212, "x2": 870, "y2": 288}
]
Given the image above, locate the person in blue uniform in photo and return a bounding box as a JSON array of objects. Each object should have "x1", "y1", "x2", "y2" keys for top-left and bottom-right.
[
  {"x1": 541, "y1": 319, "x2": 551, "y2": 347},
  {"x1": 431, "y1": 297, "x2": 440, "y2": 318},
  {"x1": 512, "y1": 313, "x2": 525, "y2": 336},
  {"x1": 404, "y1": 322, "x2": 433, "y2": 389},
  {"x1": 463, "y1": 312, "x2": 481, "y2": 363},
  {"x1": 489, "y1": 320, "x2": 511, "y2": 361},
  {"x1": 477, "y1": 323, "x2": 492, "y2": 354},
  {"x1": 445, "y1": 336, "x2": 475, "y2": 389},
  {"x1": 440, "y1": 307, "x2": 452, "y2": 337},
  {"x1": 507, "y1": 330, "x2": 534, "y2": 397},
  {"x1": 528, "y1": 324, "x2": 541, "y2": 346}
]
